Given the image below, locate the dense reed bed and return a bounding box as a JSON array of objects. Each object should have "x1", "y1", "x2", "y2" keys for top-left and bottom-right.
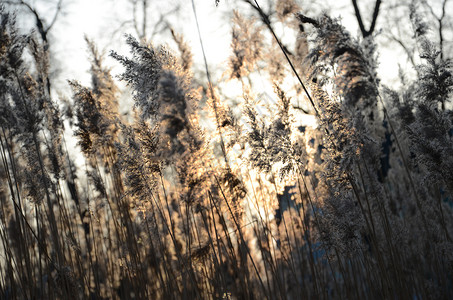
[{"x1": 0, "y1": 1, "x2": 452, "y2": 299}]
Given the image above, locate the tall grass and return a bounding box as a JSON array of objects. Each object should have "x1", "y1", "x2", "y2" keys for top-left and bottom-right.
[{"x1": 1, "y1": 1, "x2": 453, "y2": 299}]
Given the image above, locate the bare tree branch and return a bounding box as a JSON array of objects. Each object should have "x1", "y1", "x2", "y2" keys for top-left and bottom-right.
[
  {"x1": 351, "y1": 0, "x2": 382, "y2": 38},
  {"x1": 422, "y1": 0, "x2": 450, "y2": 60},
  {"x1": 387, "y1": 34, "x2": 418, "y2": 70},
  {"x1": 243, "y1": 0, "x2": 293, "y2": 56},
  {"x1": 46, "y1": 0, "x2": 63, "y2": 32},
  {"x1": 4, "y1": 0, "x2": 64, "y2": 97},
  {"x1": 4, "y1": 0, "x2": 63, "y2": 47},
  {"x1": 128, "y1": 0, "x2": 179, "y2": 40}
]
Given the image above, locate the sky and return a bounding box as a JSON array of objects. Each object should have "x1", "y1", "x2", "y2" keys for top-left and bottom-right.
[
  {"x1": 10, "y1": 0, "x2": 430, "y2": 96},
  {"x1": 51, "y1": 0, "x2": 233, "y2": 90},
  {"x1": 27, "y1": 1, "x2": 385, "y2": 87}
]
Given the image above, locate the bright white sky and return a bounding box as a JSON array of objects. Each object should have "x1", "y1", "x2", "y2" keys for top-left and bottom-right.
[
  {"x1": 51, "y1": 0, "x2": 234, "y2": 90},
  {"x1": 12, "y1": 0, "x2": 423, "y2": 94},
  {"x1": 46, "y1": 0, "x2": 400, "y2": 90}
]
